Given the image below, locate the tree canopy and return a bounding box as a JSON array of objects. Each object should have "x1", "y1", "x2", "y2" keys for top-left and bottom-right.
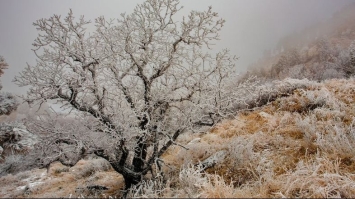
[{"x1": 14, "y1": 0, "x2": 237, "y2": 191}]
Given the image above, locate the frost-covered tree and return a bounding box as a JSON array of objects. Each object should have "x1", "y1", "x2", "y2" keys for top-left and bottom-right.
[
  {"x1": 315, "y1": 38, "x2": 334, "y2": 62},
  {"x1": 346, "y1": 40, "x2": 355, "y2": 77},
  {"x1": 0, "y1": 56, "x2": 8, "y2": 77},
  {"x1": 0, "y1": 56, "x2": 18, "y2": 115},
  {"x1": 271, "y1": 48, "x2": 301, "y2": 79},
  {"x1": 0, "y1": 56, "x2": 19, "y2": 164},
  {"x1": 337, "y1": 40, "x2": 355, "y2": 78},
  {"x1": 287, "y1": 64, "x2": 305, "y2": 79},
  {"x1": 14, "y1": 0, "x2": 237, "y2": 191}
]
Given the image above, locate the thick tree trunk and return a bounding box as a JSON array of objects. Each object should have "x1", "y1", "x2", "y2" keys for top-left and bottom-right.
[
  {"x1": 121, "y1": 174, "x2": 141, "y2": 197},
  {"x1": 132, "y1": 135, "x2": 148, "y2": 172},
  {"x1": 132, "y1": 117, "x2": 149, "y2": 172},
  {"x1": 108, "y1": 160, "x2": 144, "y2": 198},
  {"x1": 96, "y1": 134, "x2": 151, "y2": 198}
]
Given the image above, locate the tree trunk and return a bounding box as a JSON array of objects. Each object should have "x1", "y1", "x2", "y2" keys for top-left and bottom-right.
[
  {"x1": 102, "y1": 136, "x2": 150, "y2": 198},
  {"x1": 132, "y1": 135, "x2": 148, "y2": 172},
  {"x1": 122, "y1": 174, "x2": 141, "y2": 197},
  {"x1": 132, "y1": 117, "x2": 149, "y2": 172}
]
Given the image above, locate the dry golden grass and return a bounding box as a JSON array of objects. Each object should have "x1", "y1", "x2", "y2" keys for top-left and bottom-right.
[{"x1": 48, "y1": 161, "x2": 70, "y2": 176}]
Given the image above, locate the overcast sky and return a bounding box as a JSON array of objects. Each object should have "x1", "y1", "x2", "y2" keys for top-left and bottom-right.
[{"x1": 0, "y1": 0, "x2": 354, "y2": 95}]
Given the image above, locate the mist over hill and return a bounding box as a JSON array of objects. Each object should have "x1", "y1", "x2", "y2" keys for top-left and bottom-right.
[{"x1": 243, "y1": 3, "x2": 355, "y2": 82}]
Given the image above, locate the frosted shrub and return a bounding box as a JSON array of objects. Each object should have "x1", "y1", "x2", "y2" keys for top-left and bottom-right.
[
  {"x1": 315, "y1": 87, "x2": 347, "y2": 111},
  {"x1": 297, "y1": 108, "x2": 355, "y2": 161},
  {"x1": 287, "y1": 64, "x2": 305, "y2": 79},
  {"x1": 127, "y1": 177, "x2": 169, "y2": 198},
  {"x1": 228, "y1": 137, "x2": 256, "y2": 168},
  {"x1": 0, "y1": 56, "x2": 18, "y2": 116},
  {"x1": 276, "y1": 158, "x2": 355, "y2": 198},
  {"x1": 200, "y1": 174, "x2": 236, "y2": 198},
  {"x1": 74, "y1": 158, "x2": 111, "y2": 178},
  {"x1": 0, "y1": 92, "x2": 18, "y2": 115},
  {"x1": 178, "y1": 140, "x2": 217, "y2": 166},
  {"x1": 316, "y1": 118, "x2": 355, "y2": 160},
  {"x1": 229, "y1": 77, "x2": 317, "y2": 112},
  {"x1": 178, "y1": 163, "x2": 208, "y2": 197},
  {"x1": 279, "y1": 84, "x2": 349, "y2": 115},
  {"x1": 0, "y1": 154, "x2": 22, "y2": 175},
  {"x1": 178, "y1": 163, "x2": 237, "y2": 198},
  {"x1": 296, "y1": 114, "x2": 321, "y2": 149},
  {"x1": 129, "y1": 163, "x2": 237, "y2": 198},
  {"x1": 322, "y1": 68, "x2": 344, "y2": 80},
  {"x1": 228, "y1": 133, "x2": 275, "y2": 185},
  {"x1": 0, "y1": 123, "x2": 38, "y2": 153}
]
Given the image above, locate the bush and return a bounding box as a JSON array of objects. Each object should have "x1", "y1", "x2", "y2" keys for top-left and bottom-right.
[
  {"x1": 72, "y1": 158, "x2": 112, "y2": 179},
  {"x1": 0, "y1": 92, "x2": 18, "y2": 115},
  {"x1": 0, "y1": 123, "x2": 40, "y2": 176}
]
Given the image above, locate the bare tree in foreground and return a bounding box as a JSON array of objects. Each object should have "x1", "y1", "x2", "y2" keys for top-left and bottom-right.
[{"x1": 14, "y1": 0, "x2": 237, "y2": 191}]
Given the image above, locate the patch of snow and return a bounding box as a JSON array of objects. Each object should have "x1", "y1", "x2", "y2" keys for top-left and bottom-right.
[
  {"x1": 16, "y1": 185, "x2": 26, "y2": 191},
  {"x1": 16, "y1": 170, "x2": 47, "y2": 191},
  {"x1": 258, "y1": 111, "x2": 272, "y2": 119},
  {"x1": 187, "y1": 138, "x2": 201, "y2": 145},
  {"x1": 28, "y1": 181, "x2": 44, "y2": 188}
]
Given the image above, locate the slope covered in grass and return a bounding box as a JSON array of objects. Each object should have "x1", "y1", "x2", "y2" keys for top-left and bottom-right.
[
  {"x1": 133, "y1": 77, "x2": 355, "y2": 198},
  {"x1": 0, "y1": 77, "x2": 355, "y2": 198}
]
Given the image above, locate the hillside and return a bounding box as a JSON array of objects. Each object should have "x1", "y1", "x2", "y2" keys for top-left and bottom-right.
[
  {"x1": 244, "y1": 3, "x2": 355, "y2": 82},
  {"x1": 1, "y1": 77, "x2": 355, "y2": 198}
]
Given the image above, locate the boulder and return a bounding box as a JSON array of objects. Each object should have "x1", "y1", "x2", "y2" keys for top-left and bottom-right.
[{"x1": 199, "y1": 150, "x2": 227, "y2": 170}]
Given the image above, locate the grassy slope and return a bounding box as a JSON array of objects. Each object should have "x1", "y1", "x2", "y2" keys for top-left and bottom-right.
[
  {"x1": 1, "y1": 77, "x2": 355, "y2": 198},
  {"x1": 161, "y1": 77, "x2": 355, "y2": 198}
]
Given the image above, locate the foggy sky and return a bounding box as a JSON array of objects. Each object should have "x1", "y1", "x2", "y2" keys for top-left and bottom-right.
[{"x1": 0, "y1": 0, "x2": 354, "y2": 95}]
